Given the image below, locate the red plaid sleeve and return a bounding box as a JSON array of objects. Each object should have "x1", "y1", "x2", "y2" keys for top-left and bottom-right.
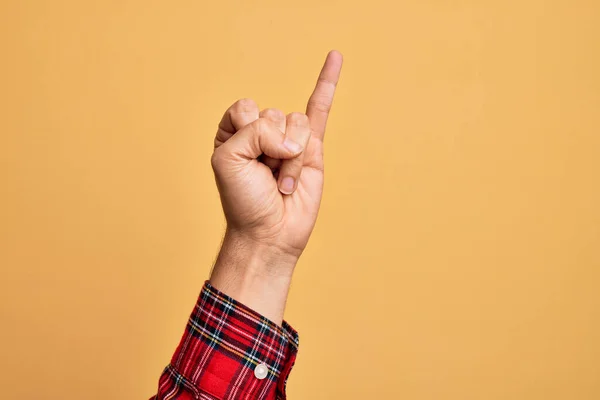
[{"x1": 152, "y1": 281, "x2": 299, "y2": 400}]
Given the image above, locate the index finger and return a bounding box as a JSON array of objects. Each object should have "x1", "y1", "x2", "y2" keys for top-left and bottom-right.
[{"x1": 306, "y1": 50, "x2": 343, "y2": 140}]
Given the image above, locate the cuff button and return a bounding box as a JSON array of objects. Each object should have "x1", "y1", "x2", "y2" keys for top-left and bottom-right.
[{"x1": 254, "y1": 363, "x2": 269, "y2": 380}]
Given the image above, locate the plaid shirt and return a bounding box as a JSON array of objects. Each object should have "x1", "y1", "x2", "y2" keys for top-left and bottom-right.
[{"x1": 152, "y1": 281, "x2": 299, "y2": 400}]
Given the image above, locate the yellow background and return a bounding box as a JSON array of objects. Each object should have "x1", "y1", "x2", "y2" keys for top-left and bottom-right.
[{"x1": 1, "y1": 0, "x2": 599, "y2": 399}]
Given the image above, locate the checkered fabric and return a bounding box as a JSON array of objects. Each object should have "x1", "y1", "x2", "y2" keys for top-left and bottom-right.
[{"x1": 152, "y1": 281, "x2": 299, "y2": 400}]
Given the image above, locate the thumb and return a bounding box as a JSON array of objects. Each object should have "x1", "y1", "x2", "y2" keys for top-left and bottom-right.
[{"x1": 215, "y1": 117, "x2": 304, "y2": 162}]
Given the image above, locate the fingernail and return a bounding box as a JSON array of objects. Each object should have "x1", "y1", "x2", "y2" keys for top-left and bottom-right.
[
  {"x1": 282, "y1": 137, "x2": 302, "y2": 153},
  {"x1": 279, "y1": 177, "x2": 295, "y2": 194}
]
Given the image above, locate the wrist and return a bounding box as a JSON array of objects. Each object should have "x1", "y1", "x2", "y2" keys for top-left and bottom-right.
[
  {"x1": 208, "y1": 229, "x2": 299, "y2": 325},
  {"x1": 220, "y1": 228, "x2": 300, "y2": 274}
]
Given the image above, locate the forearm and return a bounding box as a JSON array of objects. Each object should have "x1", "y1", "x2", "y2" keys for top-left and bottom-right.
[
  {"x1": 209, "y1": 229, "x2": 299, "y2": 325},
  {"x1": 152, "y1": 52, "x2": 341, "y2": 399},
  {"x1": 152, "y1": 279, "x2": 299, "y2": 400}
]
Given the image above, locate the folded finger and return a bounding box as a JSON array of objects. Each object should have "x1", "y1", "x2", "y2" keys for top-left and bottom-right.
[{"x1": 277, "y1": 113, "x2": 311, "y2": 194}]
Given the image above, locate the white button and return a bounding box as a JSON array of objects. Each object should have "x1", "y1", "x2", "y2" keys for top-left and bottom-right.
[{"x1": 254, "y1": 363, "x2": 268, "y2": 380}]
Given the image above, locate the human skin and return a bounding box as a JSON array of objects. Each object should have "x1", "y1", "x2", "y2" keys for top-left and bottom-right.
[{"x1": 209, "y1": 51, "x2": 343, "y2": 324}]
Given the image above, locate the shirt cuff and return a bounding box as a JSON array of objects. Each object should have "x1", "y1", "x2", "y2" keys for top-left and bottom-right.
[{"x1": 168, "y1": 280, "x2": 299, "y2": 400}]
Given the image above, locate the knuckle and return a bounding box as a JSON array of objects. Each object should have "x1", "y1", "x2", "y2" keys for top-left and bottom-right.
[
  {"x1": 261, "y1": 108, "x2": 284, "y2": 120},
  {"x1": 308, "y1": 95, "x2": 332, "y2": 113},
  {"x1": 232, "y1": 98, "x2": 258, "y2": 113},
  {"x1": 287, "y1": 112, "x2": 309, "y2": 126},
  {"x1": 251, "y1": 117, "x2": 275, "y2": 137},
  {"x1": 317, "y1": 77, "x2": 337, "y2": 88}
]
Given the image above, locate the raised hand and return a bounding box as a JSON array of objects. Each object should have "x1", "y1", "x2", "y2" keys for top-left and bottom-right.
[
  {"x1": 211, "y1": 51, "x2": 343, "y2": 260},
  {"x1": 209, "y1": 51, "x2": 342, "y2": 323}
]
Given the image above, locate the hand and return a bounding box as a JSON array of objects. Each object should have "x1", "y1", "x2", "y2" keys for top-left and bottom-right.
[
  {"x1": 211, "y1": 51, "x2": 343, "y2": 262},
  {"x1": 209, "y1": 51, "x2": 342, "y2": 323}
]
